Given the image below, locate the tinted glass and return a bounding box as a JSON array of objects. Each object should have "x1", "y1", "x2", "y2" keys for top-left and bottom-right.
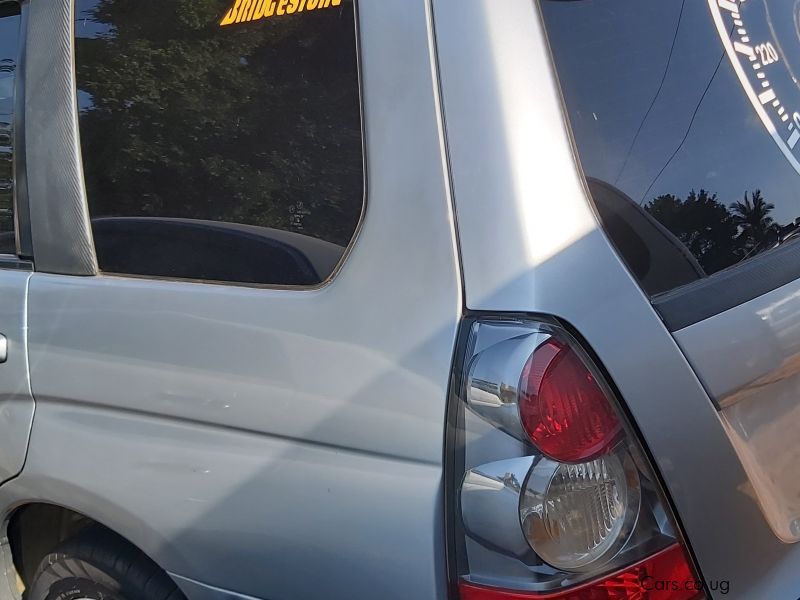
[
  {"x1": 541, "y1": 0, "x2": 800, "y2": 296},
  {"x1": 75, "y1": 0, "x2": 363, "y2": 286},
  {"x1": 0, "y1": 4, "x2": 19, "y2": 255}
]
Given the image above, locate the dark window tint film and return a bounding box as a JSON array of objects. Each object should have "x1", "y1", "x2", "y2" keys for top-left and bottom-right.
[
  {"x1": 75, "y1": 0, "x2": 363, "y2": 286},
  {"x1": 541, "y1": 0, "x2": 800, "y2": 297},
  {"x1": 0, "y1": 4, "x2": 19, "y2": 255}
]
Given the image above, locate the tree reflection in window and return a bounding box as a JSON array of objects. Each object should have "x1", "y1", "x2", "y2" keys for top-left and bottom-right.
[
  {"x1": 644, "y1": 188, "x2": 797, "y2": 277},
  {"x1": 0, "y1": 5, "x2": 19, "y2": 255},
  {"x1": 75, "y1": 0, "x2": 363, "y2": 285}
]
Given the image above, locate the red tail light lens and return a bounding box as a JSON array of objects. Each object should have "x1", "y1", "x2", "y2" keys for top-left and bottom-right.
[
  {"x1": 519, "y1": 339, "x2": 623, "y2": 462},
  {"x1": 459, "y1": 544, "x2": 702, "y2": 600}
]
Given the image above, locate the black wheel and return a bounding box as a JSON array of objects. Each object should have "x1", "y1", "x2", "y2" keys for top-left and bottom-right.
[{"x1": 28, "y1": 526, "x2": 184, "y2": 600}]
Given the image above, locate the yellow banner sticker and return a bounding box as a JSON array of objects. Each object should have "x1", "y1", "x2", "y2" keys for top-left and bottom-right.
[{"x1": 220, "y1": 0, "x2": 343, "y2": 26}]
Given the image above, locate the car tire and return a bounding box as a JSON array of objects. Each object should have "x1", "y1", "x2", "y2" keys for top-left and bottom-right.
[{"x1": 28, "y1": 526, "x2": 184, "y2": 600}]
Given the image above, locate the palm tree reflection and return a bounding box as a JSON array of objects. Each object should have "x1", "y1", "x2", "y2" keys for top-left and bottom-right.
[{"x1": 730, "y1": 190, "x2": 778, "y2": 257}]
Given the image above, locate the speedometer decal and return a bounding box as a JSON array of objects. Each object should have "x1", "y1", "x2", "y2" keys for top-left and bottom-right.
[{"x1": 709, "y1": 0, "x2": 800, "y2": 174}]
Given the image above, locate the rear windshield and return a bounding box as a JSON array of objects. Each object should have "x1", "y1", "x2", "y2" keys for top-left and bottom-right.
[{"x1": 541, "y1": 0, "x2": 800, "y2": 296}]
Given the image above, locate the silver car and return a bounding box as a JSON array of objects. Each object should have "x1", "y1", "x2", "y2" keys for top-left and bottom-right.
[{"x1": 0, "y1": 0, "x2": 796, "y2": 598}]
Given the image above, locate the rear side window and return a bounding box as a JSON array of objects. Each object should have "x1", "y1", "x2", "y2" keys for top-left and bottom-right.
[
  {"x1": 74, "y1": 0, "x2": 363, "y2": 287},
  {"x1": 0, "y1": 3, "x2": 19, "y2": 256},
  {"x1": 541, "y1": 0, "x2": 800, "y2": 297}
]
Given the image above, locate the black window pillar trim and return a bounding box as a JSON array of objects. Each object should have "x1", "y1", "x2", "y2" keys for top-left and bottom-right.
[
  {"x1": 13, "y1": 0, "x2": 32, "y2": 261},
  {"x1": 24, "y1": 0, "x2": 97, "y2": 276}
]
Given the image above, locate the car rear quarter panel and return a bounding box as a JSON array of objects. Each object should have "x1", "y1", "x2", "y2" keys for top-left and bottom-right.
[{"x1": 434, "y1": 0, "x2": 797, "y2": 598}]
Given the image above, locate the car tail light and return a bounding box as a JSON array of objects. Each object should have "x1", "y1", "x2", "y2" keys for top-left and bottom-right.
[{"x1": 449, "y1": 318, "x2": 703, "y2": 598}]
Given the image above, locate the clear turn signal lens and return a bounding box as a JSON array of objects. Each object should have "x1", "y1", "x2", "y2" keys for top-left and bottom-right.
[{"x1": 519, "y1": 451, "x2": 640, "y2": 572}]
